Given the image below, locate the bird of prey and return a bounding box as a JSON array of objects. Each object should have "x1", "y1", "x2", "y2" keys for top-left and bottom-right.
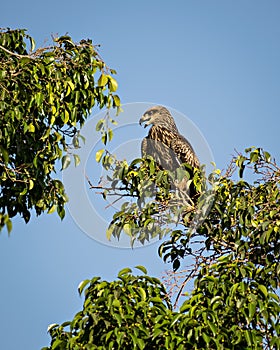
[{"x1": 139, "y1": 105, "x2": 200, "y2": 205}]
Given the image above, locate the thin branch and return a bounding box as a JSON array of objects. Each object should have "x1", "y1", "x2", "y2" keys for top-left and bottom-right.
[
  {"x1": 105, "y1": 196, "x2": 124, "y2": 209},
  {"x1": 173, "y1": 267, "x2": 199, "y2": 309},
  {"x1": 0, "y1": 45, "x2": 32, "y2": 59}
]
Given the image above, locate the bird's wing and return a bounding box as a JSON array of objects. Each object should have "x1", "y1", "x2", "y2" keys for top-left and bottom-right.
[
  {"x1": 170, "y1": 134, "x2": 200, "y2": 169},
  {"x1": 149, "y1": 126, "x2": 199, "y2": 169},
  {"x1": 141, "y1": 135, "x2": 178, "y2": 169},
  {"x1": 142, "y1": 125, "x2": 199, "y2": 170},
  {"x1": 141, "y1": 137, "x2": 148, "y2": 157}
]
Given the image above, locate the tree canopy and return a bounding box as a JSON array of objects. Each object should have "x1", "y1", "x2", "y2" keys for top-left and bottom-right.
[
  {"x1": 0, "y1": 28, "x2": 120, "y2": 232},
  {"x1": 44, "y1": 148, "x2": 280, "y2": 349}
]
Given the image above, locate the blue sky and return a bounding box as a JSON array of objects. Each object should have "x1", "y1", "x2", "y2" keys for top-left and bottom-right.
[{"x1": 1, "y1": 1, "x2": 280, "y2": 349}]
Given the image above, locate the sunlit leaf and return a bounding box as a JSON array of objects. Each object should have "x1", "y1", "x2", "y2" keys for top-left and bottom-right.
[
  {"x1": 118, "y1": 268, "x2": 132, "y2": 278},
  {"x1": 98, "y1": 74, "x2": 108, "y2": 87},
  {"x1": 108, "y1": 77, "x2": 118, "y2": 92},
  {"x1": 28, "y1": 123, "x2": 35, "y2": 133},
  {"x1": 48, "y1": 204, "x2": 57, "y2": 214},
  {"x1": 73, "y1": 154, "x2": 80, "y2": 167},
  {"x1": 135, "y1": 265, "x2": 147, "y2": 274},
  {"x1": 61, "y1": 155, "x2": 71, "y2": 170},
  {"x1": 77, "y1": 279, "x2": 90, "y2": 295},
  {"x1": 258, "y1": 284, "x2": 268, "y2": 298},
  {"x1": 95, "y1": 149, "x2": 104, "y2": 163}
]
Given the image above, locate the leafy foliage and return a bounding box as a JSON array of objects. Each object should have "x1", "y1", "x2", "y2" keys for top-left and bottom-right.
[
  {"x1": 0, "y1": 28, "x2": 120, "y2": 232},
  {"x1": 43, "y1": 267, "x2": 180, "y2": 350},
  {"x1": 160, "y1": 147, "x2": 280, "y2": 273},
  {"x1": 45, "y1": 148, "x2": 280, "y2": 349},
  {"x1": 94, "y1": 155, "x2": 208, "y2": 246},
  {"x1": 44, "y1": 263, "x2": 279, "y2": 349}
]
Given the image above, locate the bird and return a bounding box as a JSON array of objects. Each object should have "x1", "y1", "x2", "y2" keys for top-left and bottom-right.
[{"x1": 139, "y1": 105, "x2": 200, "y2": 206}]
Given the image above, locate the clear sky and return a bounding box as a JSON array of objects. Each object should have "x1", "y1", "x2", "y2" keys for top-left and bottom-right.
[{"x1": 1, "y1": 1, "x2": 280, "y2": 349}]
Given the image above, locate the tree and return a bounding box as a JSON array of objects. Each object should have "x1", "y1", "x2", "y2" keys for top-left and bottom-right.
[
  {"x1": 2, "y1": 28, "x2": 278, "y2": 350},
  {"x1": 0, "y1": 28, "x2": 120, "y2": 232},
  {"x1": 44, "y1": 148, "x2": 280, "y2": 349}
]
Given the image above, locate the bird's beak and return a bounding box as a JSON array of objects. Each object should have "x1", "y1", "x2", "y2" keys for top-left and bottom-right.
[{"x1": 139, "y1": 114, "x2": 150, "y2": 128}]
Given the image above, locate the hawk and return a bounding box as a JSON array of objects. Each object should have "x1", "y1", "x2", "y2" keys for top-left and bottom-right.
[{"x1": 139, "y1": 105, "x2": 200, "y2": 204}]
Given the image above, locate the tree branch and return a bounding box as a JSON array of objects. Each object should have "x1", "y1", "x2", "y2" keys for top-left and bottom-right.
[{"x1": 0, "y1": 44, "x2": 31, "y2": 59}]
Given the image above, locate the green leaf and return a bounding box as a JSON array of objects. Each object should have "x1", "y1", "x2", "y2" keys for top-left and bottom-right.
[
  {"x1": 77, "y1": 279, "x2": 90, "y2": 295},
  {"x1": 112, "y1": 299, "x2": 121, "y2": 307},
  {"x1": 28, "y1": 123, "x2": 35, "y2": 132},
  {"x1": 51, "y1": 339, "x2": 66, "y2": 349},
  {"x1": 61, "y1": 155, "x2": 71, "y2": 170},
  {"x1": 101, "y1": 132, "x2": 107, "y2": 145},
  {"x1": 47, "y1": 323, "x2": 58, "y2": 333},
  {"x1": 95, "y1": 149, "x2": 104, "y2": 163},
  {"x1": 202, "y1": 332, "x2": 210, "y2": 344},
  {"x1": 108, "y1": 77, "x2": 118, "y2": 92},
  {"x1": 248, "y1": 302, "x2": 256, "y2": 319},
  {"x1": 96, "y1": 119, "x2": 104, "y2": 131},
  {"x1": 48, "y1": 204, "x2": 57, "y2": 214},
  {"x1": 113, "y1": 312, "x2": 122, "y2": 326},
  {"x1": 98, "y1": 74, "x2": 108, "y2": 87},
  {"x1": 123, "y1": 223, "x2": 132, "y2": 236},
  {"x1": 106, "y1": 225, "x2": 114, "y2": 240},
  {"x1": 72, "y1": 135, "x2": 79, "y2": 148},
  {"x1": 138, "y1": 287, "x2": 147, "y2": 301},
  {"x1": 135, "y1": 265, "x2": 147, "y2": 274},
  {"x1": 6, "y1": 218, "x2": 12, "y2": 234},
  {"x1": 153, "y1": 328, "x2": 163, "y2": 339},
  {"x1": 207, "y1": 320, "x2": 217, "y2": 336},
  {"x1": 67, "y1": 80, "x2": 75, "y2": 91},
  {"x1": 0, "y1": 146, "x2": 9, "y2": 163},
  {"x1": 29, "y1": 36, "x2": 35, "y2": 51},
  {"x1": 250, "y1": 150, "x2": 259, "y2": 163},
  {"x1": 264, "y1": 151, "x2": 271, "y2": 162},
  {"x1": 179, "y1": 301, "x2": 190, "y2": 313},
  {"x1": 170, "y1": 314, "x2": 181, "y2": 327},
  {"x1": 108, "y1": 128, "x2": 113, "y2": 141},
  {"x1": 244, "y1": 330, "x2": 252, "y2": 346},
  {"x1": 63, "y1": 109, "x2": 70, "y2": 124},
  {"x1": 29, "y1": 179, "x2": 34, "y2": 190},
  {"x1": 57, "y1": 206, "x2": 66, "y2": 220},
  {"x1": 258, "y1": 284, "x2": 268, "y2": 298},
  {"x1": 20, "y1": 187, "x2": 28, "y2": 196},
  {"x1": 136, "y1": 338, "x2": 145, "y2": 350},
  {"x1": 73, "y1": 154, "x2": 80, "y2": 167},
  {"x1": 118, "y1": 268, "x2": 132, "y2": 278},
  {"x1": 113, "y1": 94, "x2": 121, "y2": 107},
  {"x1": 150, "y1": 297, "x2": 163, "y2": 303}
]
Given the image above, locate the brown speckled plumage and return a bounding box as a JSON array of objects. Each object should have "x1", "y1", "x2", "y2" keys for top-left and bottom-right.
[{"x1": 139, "y1": 106, "x2": 199, "y2": 171}]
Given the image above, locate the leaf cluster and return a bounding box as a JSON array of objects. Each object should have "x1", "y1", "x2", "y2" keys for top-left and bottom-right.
[
  {"x1": 96, "y1": 156, "x2": 206, "y2": 246},
  {"x1": 0, "y1": 28, "x2": 120, "y2": 232},
  {"x1": 43, "y1": 267, "x2": 183, "y2": 350},
  {"x1": 67, "y1": 147, "x2": 279, "y2": 348},
  {"x1": 161, "y1": 148, "x2": 280, "y2": 274},
  {"x1": 44, "y1": 262, "x2": 280, "y2": 349}
]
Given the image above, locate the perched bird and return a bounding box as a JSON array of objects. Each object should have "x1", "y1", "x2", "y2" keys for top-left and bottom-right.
[{"x1": 139, "y1": 105, "x2": 200, "y2": 205}]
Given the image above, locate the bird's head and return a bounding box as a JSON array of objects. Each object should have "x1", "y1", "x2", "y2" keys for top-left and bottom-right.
[{"x1": 139, "y1": 105, "x2": 178, "y2": 132}]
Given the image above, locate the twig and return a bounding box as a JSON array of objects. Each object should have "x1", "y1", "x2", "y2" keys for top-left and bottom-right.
[
  {"x1": 105, "y1": 196, "x2": 123, "y2": 209},
  {"x1": 173, "y1": 267, "x2": 198, "y2": 309},
  {"x1": 0, "y1": 44, "x2": 32, "y2": 59}
]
